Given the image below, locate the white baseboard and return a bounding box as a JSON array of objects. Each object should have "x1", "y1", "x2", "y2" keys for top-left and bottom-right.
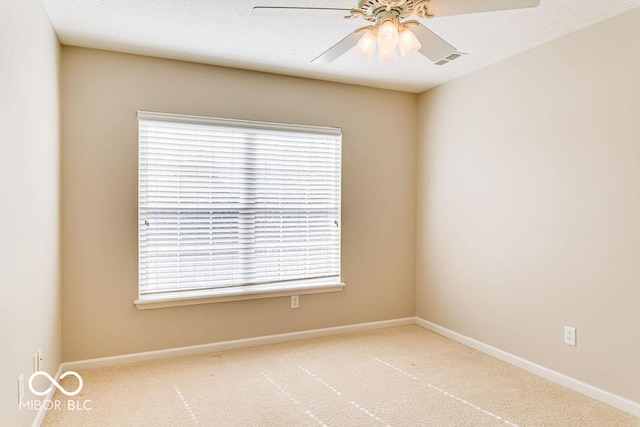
[
  {"x1": 31, "y1": 363, "x2": 63, "y2": 427},
  {"x1": 415, "y1": 317, "x2": 640, "y2": 418},
  {"x1": 63, "y1": 317, "x2": 416, "y2": 371}
]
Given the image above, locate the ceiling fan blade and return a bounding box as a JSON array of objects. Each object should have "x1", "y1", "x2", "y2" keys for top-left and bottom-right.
[
  {"x1": 426, "y1": 0, "x2": 540, "y2": 17},
  {"x1": 312, "y1": 27, "x2": 369, "y2": 63},
  {"x1": 252, "y1": 6, "x2": 352, "y2": 17},
  {"x1": 409, "y1": 23, "x2": 458, "y2": 63}
]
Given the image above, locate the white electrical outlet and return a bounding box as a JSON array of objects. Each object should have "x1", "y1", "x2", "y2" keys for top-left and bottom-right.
[
  {"x1": 291, "y1": 295, "x2": 299, "y2": 309},
  {"x1": 18, "y1": 374, "x2": 24, "y2": 403},
  {"x1": 564, "y1": 326, "x2": 576, "y2": 346}
]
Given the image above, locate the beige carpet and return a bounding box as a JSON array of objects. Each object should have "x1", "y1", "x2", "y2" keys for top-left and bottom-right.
[{"x1": 43, "y1": 326, "x2": 639, "y2": 426}]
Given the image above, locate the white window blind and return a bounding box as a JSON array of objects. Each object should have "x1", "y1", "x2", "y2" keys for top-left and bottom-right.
[{"x1": 138, "y1": 111, "x2": 341, "y2": 301}]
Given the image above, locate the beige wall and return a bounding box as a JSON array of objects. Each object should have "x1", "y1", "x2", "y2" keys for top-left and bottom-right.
[
  {"x1": 61, "y1": 47, "x2": 417, "y2": 361},
  {"x1": 416, "y1": 8, "x2": 640, "y2": 403},
  {"x1": 0, "y1": 0, "x2": 61, "y2": 425}
]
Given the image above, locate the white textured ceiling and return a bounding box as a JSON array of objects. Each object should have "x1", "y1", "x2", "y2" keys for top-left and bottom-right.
[{"x1": 42, "y1": 0, "x2": 640, "y2": 93}]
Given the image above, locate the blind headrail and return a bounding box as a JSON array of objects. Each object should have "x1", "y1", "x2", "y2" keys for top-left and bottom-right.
[{"x1": 138, "y1": 111, "x2": 341, "y2": 137}]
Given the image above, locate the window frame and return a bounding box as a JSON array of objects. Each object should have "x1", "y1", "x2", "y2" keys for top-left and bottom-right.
[{"x1": 134, "y1": 111, "x2": 344, "y2": 310}]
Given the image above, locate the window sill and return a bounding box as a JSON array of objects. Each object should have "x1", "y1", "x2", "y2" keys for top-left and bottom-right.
[{"x1": 134, "y1": 279, "x2": 345, "y2": 310}]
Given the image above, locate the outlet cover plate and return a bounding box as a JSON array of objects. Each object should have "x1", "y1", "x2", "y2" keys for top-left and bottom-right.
[
  {"x1": 18, "y1": 374, "x2": 24, "y2": 403},
  {"x1": 564, "y1": 326, "x2": 576, "y2": 346}
]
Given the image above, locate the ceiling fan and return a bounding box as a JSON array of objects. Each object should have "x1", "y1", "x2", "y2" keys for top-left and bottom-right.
[{"x1": 253, "y1": 0, "x2": 541, "y2": 64}]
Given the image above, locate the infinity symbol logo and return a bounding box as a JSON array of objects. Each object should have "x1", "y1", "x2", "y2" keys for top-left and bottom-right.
[{"x1": 29, "y1": 371, "x2": 84, "y2": 397}]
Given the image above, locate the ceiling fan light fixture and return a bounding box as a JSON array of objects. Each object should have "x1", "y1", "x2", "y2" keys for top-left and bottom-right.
[
  {"x1": 377, "y1": 20, "x2": 399, "y2": 50},
  {"x1": 378, "y1": 46, "x2": 397, "y2": 64},
  {"x1": 258, "y1": 0, "x2": 542, "y2": 65},
  {"x1": 398, "y1": 28, "x2": 422, "y2": 58},
  {"x1": 356, "y1": 29, "x2": 377, "y2": 58}
]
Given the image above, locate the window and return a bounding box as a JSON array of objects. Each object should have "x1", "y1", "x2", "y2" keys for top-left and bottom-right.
[{"x1": 136, "y1": 112, "x2": 343, "y2": 309}]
